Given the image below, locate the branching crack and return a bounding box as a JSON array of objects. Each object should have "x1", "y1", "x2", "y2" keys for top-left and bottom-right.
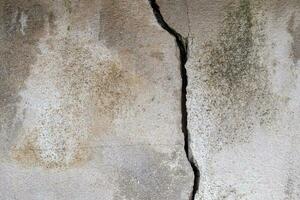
[{"x1": 148, "y1": 1, "x2": 200, "y2": 199}]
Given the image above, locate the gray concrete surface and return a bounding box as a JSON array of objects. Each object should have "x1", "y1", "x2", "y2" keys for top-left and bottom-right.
[
  {"x1": 0, "y1": 0, "x2": 193, "y2": 199},
  {"x1": 1, "y1": 0, "x2": 300, "y2": 199},
  {"x1": 159, "y1": 0, "x2": 300, "y2": 199}
]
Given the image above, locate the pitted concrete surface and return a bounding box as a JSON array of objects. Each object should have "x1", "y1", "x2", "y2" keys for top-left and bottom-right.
[
  {"x1": 158, "y1": 0, "x2": 300, "y2": 199},
  {"x1": 0, "y1": 1, "x2": 193, "y2": 199},
  {"x1": 1, "y1": 0, "x2": 300, "y2": 199}
]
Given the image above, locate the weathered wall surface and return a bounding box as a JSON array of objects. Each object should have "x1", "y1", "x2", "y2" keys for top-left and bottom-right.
[
  {"x1": 0, "y1": 0, "x2": 193, "y2": 199},
  {"x1": 159, "y1": 0, "x2": 300, "y2": 199},
  {"x1": 1, "y1": 0, "x2": 300, "y2": 199}
]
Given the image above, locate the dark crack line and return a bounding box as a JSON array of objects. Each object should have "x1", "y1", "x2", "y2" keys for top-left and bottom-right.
[{"x1": 148, "y1": 1, "x2": 200, "y2": 199}]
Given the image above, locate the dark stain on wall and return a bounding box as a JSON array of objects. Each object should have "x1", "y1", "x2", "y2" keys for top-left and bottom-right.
[
  {"x1": 0, "y1": 0, "x2": 47, "y2": 158},
  {"x1": 1, "y1": 0, "x2": 140, "y2": 169},
  {"x1": 198, "y1": 0, "x2": 278, "y2": 150},
  {"x1": 10, "y1": 42, "x2": 139, "y2": 169},
  {"x1": 99, "y1": 0, "x2": 143, "y2": 49},
  {"x1": 7, "y1": 1, "x2": 142, "y2": 168},
  {"x1": 287, "y1": 13, "x2": 300, "y2": 63}
]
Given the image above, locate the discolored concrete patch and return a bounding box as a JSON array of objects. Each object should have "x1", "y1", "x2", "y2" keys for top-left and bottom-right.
[
  {"x1": 4, "y1": 0, "x2": 141, "y2": 169},
  {"x1": 185, "y1": 0, "x2": 300, "y2": 199},
  {"x1": 0, "y1": 0, "x2": 193, "y2": 199},
  {"x1": 0, "y1": 0, "x2": 48, "y2": 160},
  {"x1": 288, "y1": 13, "x2": 300, "y2": 63},
  {"x1": 155, "y1": 0, "x2": 300, "y2": 199},
  {"x1": 195, "y1": 0, "x2": 279, "y2": 150},
  {"x1": 10, "y1": 47, "x2": 138, "y2": 168}
]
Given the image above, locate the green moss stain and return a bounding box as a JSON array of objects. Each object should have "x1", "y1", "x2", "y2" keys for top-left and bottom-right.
[{"x1": 198, "y1": 0, "x2": 278, "y2": 149}]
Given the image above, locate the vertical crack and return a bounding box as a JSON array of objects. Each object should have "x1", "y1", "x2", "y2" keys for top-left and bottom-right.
[{"x1": 148, "y1": 1, "x2": 200, "y2": 199}]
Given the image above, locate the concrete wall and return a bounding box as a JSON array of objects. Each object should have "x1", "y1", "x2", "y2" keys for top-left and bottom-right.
[
  {"x1": 0, "y1": 1, "x2": 193, "y2": 199},
  {"x1": 0, "y1": 0, "x2": 299, "y2": 200},
  {"x1": 159, "y1": 0, "x2": 300, "y2": 199}
]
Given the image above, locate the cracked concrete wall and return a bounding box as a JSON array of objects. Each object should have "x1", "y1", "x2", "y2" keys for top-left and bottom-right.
[
  {"x1": 159, "y1": 0, "x2": 300, "y2": 199},
  {"x1": 1, "y1": 0, "x2": 300, "y2": 200},
  {"x1": 0, "y1": 0, "x2": 193, "y2": 199}
]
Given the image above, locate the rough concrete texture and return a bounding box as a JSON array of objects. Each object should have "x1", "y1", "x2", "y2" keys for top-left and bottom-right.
[
  {"x1": 0, "y1": 0, "x2": 194, "y2": 199},
  {"x1": 1, "y1": 0, "x2": 300, "y2": 199},
  {"x1": 158, "y1": 0, "x2": 300, "y2": 199}
]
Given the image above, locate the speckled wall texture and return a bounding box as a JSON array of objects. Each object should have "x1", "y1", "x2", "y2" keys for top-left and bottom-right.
[
  {"x1": 159, "y1": 0, "x2": 300, "y2": 199},
  {"x1": 0, "y1": 0, "x2": 300, "y2": 200}
]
